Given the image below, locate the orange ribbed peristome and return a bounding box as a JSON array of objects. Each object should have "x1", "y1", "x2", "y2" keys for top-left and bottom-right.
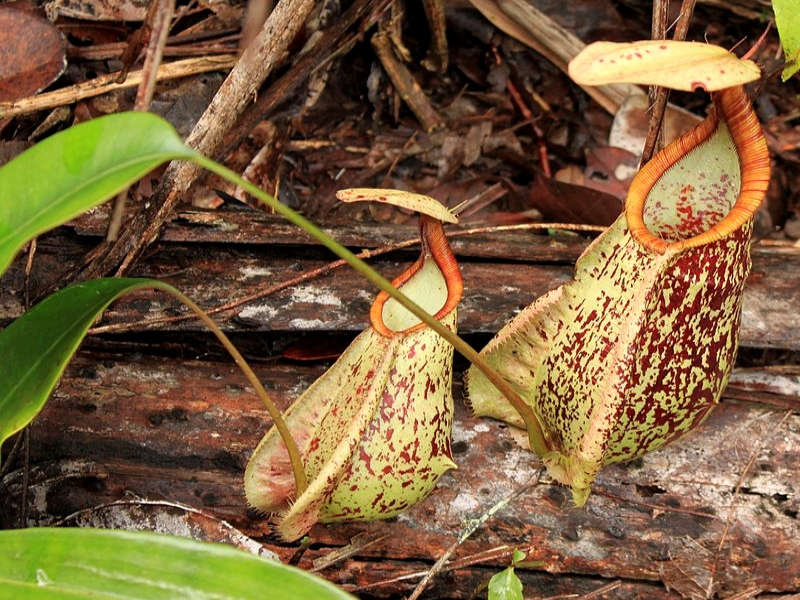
[
  {"x1": 369, "y1": 215, "x2": 463, "y2": 337},
  {"x1": 625, "y1": 85, "x2": 771, "y2": 255}
]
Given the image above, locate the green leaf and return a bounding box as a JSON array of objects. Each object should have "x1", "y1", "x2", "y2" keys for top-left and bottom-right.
[
  {"x1": 0, "y1": 278, "x2": 163, "y2": 446},
  {"x1": 773, "y1": 0, "x2": 800, "y2": 81},
  {"x1": 488, "y1": 566, "x2": 523, "y2": 600},
  {"x1": 0, "y1": 527, "x2": 354, "y2": 599},
  {"x1": 0, "y1": 112, "x2": 198, "y2": 275}
]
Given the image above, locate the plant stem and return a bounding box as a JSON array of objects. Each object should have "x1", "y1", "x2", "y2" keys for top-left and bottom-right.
[
  {"x1": 196, "y1": 157, "x2": 550, "y2": 458},
  {"x1": 148, "y1": 281, "x2": 309, "y2": 496}
]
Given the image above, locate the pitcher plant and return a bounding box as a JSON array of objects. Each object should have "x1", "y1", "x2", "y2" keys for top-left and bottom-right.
[
  {"x1": 466, "y1": 41, "x2": 771, "y2": 506},
  {"x1": 245, "y1": 190, "x2": 462, "y2": 540}
]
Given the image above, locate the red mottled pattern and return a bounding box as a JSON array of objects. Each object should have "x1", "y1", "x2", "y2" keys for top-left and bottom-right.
[
  {"x1": 244, "y1": 309, "x2": 457, "y2": 540},
  {"x1": 611, "y1": 225, "x2": 750, "y2": 460},
  {"x1": 466, "y1": 107, "x2": 758, "y2": 504},
  {"x1": 467, "y1": 213, "x2": 751, "y2": 503},
  {"x1": 245, "y1": 217, "x2": 461, "y2": 540},
  {"x1": 643, "y1": 123, "x2": 738, "y2": 243},
  {"x1": 318, "y1": 316, "x2": 457, "y2": 522},
  {"x1": 243, "y1": 331, "x2": 389, "y2": 515}
]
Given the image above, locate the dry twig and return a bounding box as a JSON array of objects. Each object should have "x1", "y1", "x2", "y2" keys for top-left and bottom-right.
[
  {"x1": 406, "y1": 471, "x2": 542, "y2": 600},
  {"x1": 371, "y1": 28, "x2": 444, "y2": 133},
  {"x1": 74, "y1": 0, "x2": 316, "y2": 281},
  {"x1": 640, "y1": 0, "x2": 697, "y2": 164},
  {"x1": 107, "y1": 0, "x2": 176, "y2": 242},
  {"x1": 0, "y1": 56, "x2": 235, "y2": 120}
]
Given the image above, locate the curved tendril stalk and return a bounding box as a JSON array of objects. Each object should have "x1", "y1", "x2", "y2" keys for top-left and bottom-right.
[{"x1": 147, "y1": 281, "x2": 309, "y2": 496}]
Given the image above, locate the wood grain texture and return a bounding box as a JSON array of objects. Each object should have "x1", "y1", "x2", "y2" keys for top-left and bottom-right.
[
  {"x1": 3, "y1": 353, "x2": 797, "y2": 597},
  {"x1": 3, "y1": 219, "x2": 799, "y2": 349}
]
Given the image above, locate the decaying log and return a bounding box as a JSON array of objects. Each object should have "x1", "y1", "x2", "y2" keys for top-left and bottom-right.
[
  {"x1": 2, "y1": 352, "x2": 797, "y2": 598},
  {"x1": 1, "y1": 217, "x2": 798, "y2": 597},
  {"x1": 2, "y1": 216, "x2": 799, "y2": 350}
]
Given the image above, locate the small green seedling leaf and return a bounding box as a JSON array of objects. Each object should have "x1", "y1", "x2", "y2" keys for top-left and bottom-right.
[
  {"x1": 487, "y1": 567, "x2": 523, "y2": 600},
  {"x1": 487, "y1": 554, "x2": 524, "y2": 600},
  {"x1": 0, "y1": 527, "x2": 355, "y2": 599},
  {"x1": 568, "y1": 40, "x2": 761, "y2": 92},
  {"x1": 0, "y1": 112, "x2": 198, "y2": 275},
  {"x1": 773, "y1": 0, "x2": 800, "y2": 81},
  {"x1": 336, "y1": 188, "x2": 459, "y2": 223},
  {"x1": 0, "y1": 278, "x2": 165, "y2": 446}
]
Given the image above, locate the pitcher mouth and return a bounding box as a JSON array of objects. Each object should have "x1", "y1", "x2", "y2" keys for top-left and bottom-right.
[
  {"x1": 370, "y1": 215, "x2": 463, "y2": 337},
  {"x1": 624, "y1": 86, "x2": 770, "y2": 255}
]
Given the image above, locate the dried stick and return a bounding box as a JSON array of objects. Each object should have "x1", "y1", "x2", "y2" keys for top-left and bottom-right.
[
  {"x1": 641, "y1": 0, "x2": 697, "y2": 164},
  {"x1": 421, "y1": 0, "x2": 448, "y2": 73},
  {"x1": 0, "y1": 56, "x2": 236, "y2": 120},
  {"x1": 372, "y1": 28, "x2": 444, "y2": 133},
  {"x1": 576, "y1": 580, "x2": 623, "y2": 599},
  {"x1": 352, "y1": 546, "x2": 523, "y2": 593},
  {"x1": 406, "y1": 471, "x2": 542, "y2": 600},
  {"x1": 640, "y1": 0, "x2": 669, "y2": 165},
  {"x1": 107, "y1": 0, "x2": 176, "y2": 242},
  {"x1": 75, "y1": 0, "x2": 316, "y2": 281}
]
